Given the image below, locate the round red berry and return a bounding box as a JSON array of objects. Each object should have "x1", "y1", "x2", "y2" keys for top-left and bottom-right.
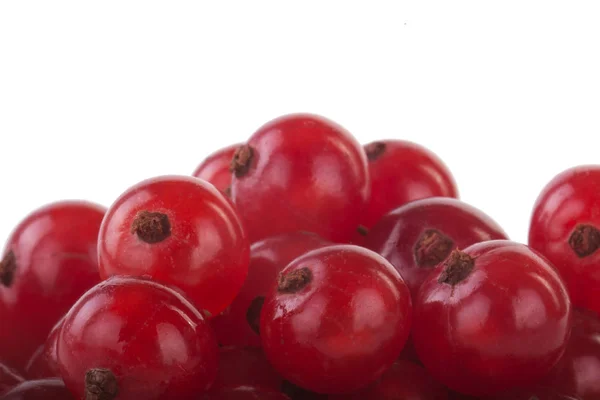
[
  {"x1": 192, "y1": 143, "x2": 240, "y2": 195},
  {"x1": 230, "y1": 114, "x2": 369, "y2": 243},
  {"x1": 98, "y1": 175, "x2": 250, "y2": 317},
  {"x1": 211, "y1": 231, "x2": 329, "y2": 347},
  {"x1": 212, "y1": 346, "x2": 282, "y2": 391},
  {"x1": 413, "y1": 240, "x2": 572, "y2": 396},
  {"x1": 201, "y1": 386, "x2": 291, "y2": 400},
  {"x1": 260, "y1": 245, "x2": 412, "y2": 394},
  {"x1": 56, "y1": 277, "x2": 219, "y2": 400},
  {"x1": 363, "y1": 140, "x2": 458, "y2": 227},
  {"x1": 1, "y1": 362, "x2": 23, "y2": 396},
  {"x1": 366, "y1": 197, "x2": 507, "y2": 299},
  {"x1": 0, "y1": 201, "x2": 105, "y2": 371},
  {"x1": 529, "y1": 165, "x2": 600, "y2": 315},
  {"x1": 0, "y1": 379, "x2": 73, "y2": 400},
  {"x1": 24, "y1": 317, "x2": 62, "y2": 379}
]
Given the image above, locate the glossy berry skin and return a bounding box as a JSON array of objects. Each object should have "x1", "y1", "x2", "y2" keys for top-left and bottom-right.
[
  {"x1": 260, "y1": 245, "x2": 412, "y2": 394},
  {"x1": 23, "y1": 318, "x2": 62, "y2": 379},
  {"x1": 540, "y1": 309, "x2": 600, "y2": 399},
  {"x1": 328, "y1": 360, "x2": 449, "y2": 400},
  {"x1": 1, "y1": 363, "x2": 24, "y2": 395},
  {"x1": 0, "y1": 201, "x2": 105, "y2": 371},
  {"x1": 213, "y1": 347, "x2": 282, "y2": 391},
  {"x1": 363, "y1": 140, "x2": 458, "y2": 228},
  {"x1": 529, "y1": 166, "x2": 600, "y2": 315},
  {"x1": 366, "y1": 197, "x2": 508, "y2": 299},
  {"x1": 201, "y1": 386, "x2": 291, "y2": 400},
  {"x1": 56, "y1": 277, "x2": 219, "y2": 400},
  {"x1": 0, "y1": 379, "x2": 73, "y2": 400},
  {"x1": 192, "y1": 143, "x2": 240, "y2": 194},
  {"x1": 230, "y1": 114, "x2": 369, "y2": 243},
  {"x1": 98, "y1": 175, "x2": 250, "y2": 317},
  {"x1": 413, "y1": 240, "x2": 572, "y2": 397},
  {"x1": 212, "y1": 232, "x2": 329, "y2": 347}
]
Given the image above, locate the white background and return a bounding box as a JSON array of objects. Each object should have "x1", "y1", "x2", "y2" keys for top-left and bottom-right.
[{"x1": 1, "y1": 2, "x2": 599, "y2": 245}]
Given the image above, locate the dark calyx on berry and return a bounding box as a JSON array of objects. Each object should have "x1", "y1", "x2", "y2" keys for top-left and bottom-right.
[
  {"x1": 414, "y1": 229, "x2": 455, "y2": 268},
  {"x1": 230, "y1": 145, "x2": 254, "y2": 178},
  {"x1": 278, "y1": 267, "x2": 313, "y2": 294},
  {"x1": 0, "y1": 250, "x2": 17, "y2": 287},
  {"x1": 568, "y1": 224, "x2": 600, "y2": 258},
  {"x1": 85, "y1": 368, "x2": 118, "y2": 400},
  {"x1": 130, "y1": 211, "x2": 171, "y2": 244},
  {"x1": 438, "y1": 250, "x2": 475, "y2": 285},
  {"x1": 357, "y1": 225, "x2": 369, "y2": 237},
  {"x1": 365, "y1": 141, "x2": 386, "y2": 161},
  {"x1": 246, "y1": 296, "x2": 265, "y2": 335}
]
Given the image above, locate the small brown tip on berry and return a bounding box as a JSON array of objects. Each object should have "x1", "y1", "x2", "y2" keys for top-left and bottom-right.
[
  {"x1": 278, "y1": 267, "x2": 313, "y2": 294},
  {"x1": 0, "y1": 250, "x2": 16, "y2": 287},
  {"x1": 365, "y1": 141, "x2": 386, "y2": 161},
  {"x1": 246, "y1": 296, "x2": 265, "y2": 335},
  {"x1": 224, "y1": 186, "x2": 232, "y2": 197},
  {"x1": 438, "y1": 250, "x2": 475, "y2": 286},
  {"x1": 569, "y1": 224, "x2": 600, "y2": 258},
  {"x1": 85, "y1": 368, "x2": 118, "y2": 400},
  {"x1": 130, "y1": 211, "x2": 171, "y2": 244},
  {"x1": 357, "y1": 225, "x2": 369, "y2": 237},
  {"x1": 414, "y1": 229, "x2": 455, "y2": 268},
  {"x1": 230, "y1": 145, "x2": 254, "y2": 178}
]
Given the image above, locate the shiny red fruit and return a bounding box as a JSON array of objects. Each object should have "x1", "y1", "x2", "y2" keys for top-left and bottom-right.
[
  {"x1": 23, "y1": 318, "x2": 62, "y2": 379},
  {"x1": 98, "y1": 175, "x2": 250, "y2": 317},
  {"x1": 260, "y1": 245, "x2": 412, "y2": 394},
  {"x1": 366, "y1": 197, "x2": 507, "y2": 299},
  {"x1": 212, "y1": 232, "x2": 329, "y2": 347},
  {"x1": 230, "y1": 114, "x2": 369, "y2": 243},
  {"x1": 529, "y1": 165, "x2": 600, "y2": 315},
  {"x1": 0, "y1": 201, "x2": 105, "y2": 371},
  {"x1": 362, "y1": 140, "x2": 458, "y2": 228},
  {"x1": 201, "y1": 386, "x2": 291, "y2": 400},
  {"x1": 56, "y1": 277, "x2": 219, "y2": 400},
  {"x1": 328, "y1": 360, "x2": 449, "y2": 400},
  {"x1": 1, "y1": 363, "x2": 23, "y2": 395},
  {"x1": 413, "y1": 240, "x2": 572, "y2": 396},
  {"x1": 540, "y1": 309, "x2": 600, "y2": 399},
  {"x1": 0, "y1": 379, "x2": 73, "y2": 400},
  {"x1": 489, "y1": 387, "x2": 580, "y2": 400},
  {"x1": 192, "y1": 143, "x2": 240, "y2": 195},
  {"x1": 213, "y1": 347, "x2": 282, "y2": 391}
]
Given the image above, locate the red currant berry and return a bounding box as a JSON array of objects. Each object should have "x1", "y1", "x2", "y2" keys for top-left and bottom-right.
[
  {"x1": 413, "y1": 240, "x2": 572, "y2": 397},
  {"x1": 230, "y1": 114, "x2": 369, "y2": 243},
  {"x1": 0, "y1": 379, "x2": 73, "y2": 400},
  {"x1": 0, "y1": 201, "x2": 105, "y2": 371},
  {"x1": 363, "y1": 140, "x2": 458, "y2": 228},
  {"x1": 529, "y1": 165, "x2": 600, "y2": 315},
  {"x1": 328, "y1": 360, "x2": 449, "y2": 400},
  {"x1": 23, "y1": 317, "x2": 62, "y2": 379},
  {"x1": 56, "y1": 277, "x2": 219, "y2": 400},
  {"x1": 193, "y1": 143, "x2": 240, "y2": 195},
  {"x1": 489, "y1": 387, "x2": 580, "y2": 400},
  {"x1": 260, "y1": 245, "x2": 412, "y2": 394},
  {"x1": 202, "y1": 386, "x2": 291, "y2": 400},
  {"x1": 539, "y1": 309, "x2": 600, "y2": 399},
  {"x1": 1, "y1": 363, "x2": 23, "y2": 395},
  {"x1": 212, "y1": 232, "x2": 329, "y2": 347},
  {"x1": 365, "y1": 197, "x2": 507, "y2": 299},
  {"x1": 213, "y1": 346, "x2": 282, "y2": 391},
  {"x1": 98, "y1": 175, "x2": 250, "y2": 317}
]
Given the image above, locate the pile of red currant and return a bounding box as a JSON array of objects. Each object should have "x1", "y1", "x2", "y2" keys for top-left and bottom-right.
[{"x1": 0, "y1": 114, "x2": 599, "y2": 400}]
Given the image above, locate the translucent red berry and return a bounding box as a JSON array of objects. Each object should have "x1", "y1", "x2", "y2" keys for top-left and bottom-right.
[
  {"x1": 56, "y1": 277, "x2": 219, "y2": 400},
  {"x1": 0, "y1": 379, "x2": 73, "y2": 400},
  {"x1": 1, "y1": 362, "x2": 23, "y2": 395},
  {"x1": 98, "y1": 175, "x2": 250, "y2": 317},
  {"x1": 193, "y1": 143, "x2": 240, "y2": 195},
  {"x1": 213, "y1": 347, "x2": 282, "y2": 391},
  {"x1": 363, "y1": 140, "x2": 458, "y2": 227},
  {"x1": 413, "y1": 240, "x2": 572, "y2": 396},
  {"x1": 365, "y1": 197, "x2": 507, "y2": 299},
  {"x1": 328, "y1": 360, "x2": 449, "y2": 400},
  {"x1": 260, "y1": 245, "x2": 412, "y2": 394},
  {"x1": 230, "y1": 114, "x2": 369, "y2": 243},
  {"x1": 0, "y1": 201, "x2": 105, "y2": 371},
  {"x1": 529, "y1": 165, "x2": 600, "y2": 315},
  {"x1": 212, "y1": 232, "x2": 329, "y2": 347},
  {"x1": 201, "y1": 386, "x2": 291, "y2": 400},
  {"x1": 24, "y1": 317, "x2": 62, "y2": 379}
]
